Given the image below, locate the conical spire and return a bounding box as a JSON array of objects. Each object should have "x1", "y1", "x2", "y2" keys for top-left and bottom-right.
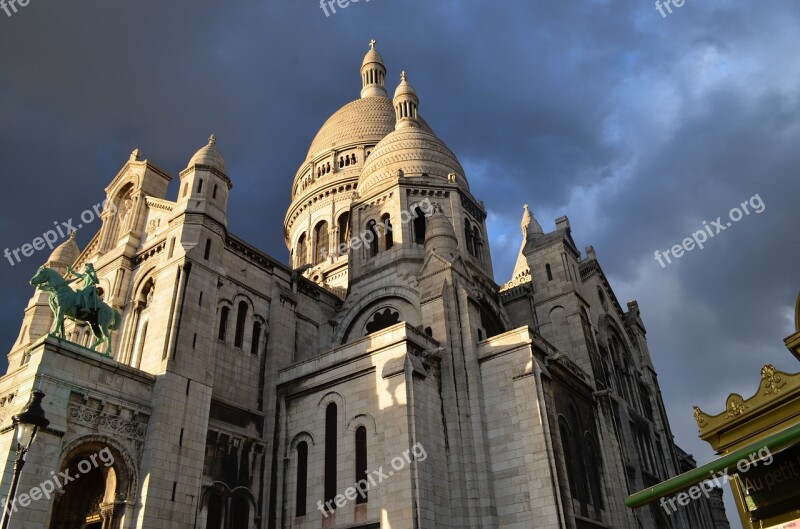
[
  {"x1": 393, "y1": 71, "x2": 420, "y2": 130},
  {"x1": 511, "y1": 205, "x2": 544, "y2": 280},
  {"x1": 361, "y1": 39, "x2": 387, "y2": 98},
  {"x1": 521, "y1": 204, "x2": 544, "y2": 237}
]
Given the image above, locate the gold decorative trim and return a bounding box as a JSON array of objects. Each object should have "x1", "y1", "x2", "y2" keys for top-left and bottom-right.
[
  {"x1": 761, "y1": 364, "x2": 787, "y2": 395},
  {"x1": 693, "y1": 364, "x2": 800, "y2": 433},
  {"x1": 724, "y1": 394, "x2": 750, "y2": 419}
]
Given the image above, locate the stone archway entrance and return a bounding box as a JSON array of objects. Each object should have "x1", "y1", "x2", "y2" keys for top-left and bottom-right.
[{"x1": 48, "y1": 439, "x2": 133, "y2": 529}]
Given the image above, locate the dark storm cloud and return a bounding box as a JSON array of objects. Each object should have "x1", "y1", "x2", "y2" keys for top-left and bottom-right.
[{"x1": 2, "y1": 1, "x2": 799, "y2": 525}]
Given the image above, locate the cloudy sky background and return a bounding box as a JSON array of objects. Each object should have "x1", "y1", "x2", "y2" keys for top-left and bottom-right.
[{"x1": 1, "y1": 1, "x2": 799, "y2": 525}]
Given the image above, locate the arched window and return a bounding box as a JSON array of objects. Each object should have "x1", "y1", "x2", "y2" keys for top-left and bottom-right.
[
  {"x1": 218, "y1": 307, "x2": 230, "y2": 341},
  {"x1": 464, "y1": 219, "x2": 475, "y2": 255},
  {"x1": 296, "y1": 233, "x2": 307, "y2": 267},
  {"x1": 381, "y1": 214, "x2": 393, "y2": 250},
  {"x1": 365, "y1": 308, "x2": 400, "y2": 335},
  {"x1": 412, "y1": 204, "x2": 426, "y2": 244},
  {"x1": 546, "y1": 263, "x2": 553, "y2": 281},
  {"x1": 251, "y1": 322, "x2": 261, "y2": 355},
  {"x1": 325, "y1": 403, "x2": 337, "y2": 507},
  {"x1": 314, "y1": 221, "x2": 329, "y2": 265},
  {"x1": 355, "y1": 426, "x2": 368, "y2": 504},
  {"x1": 366, "y1": 220, "x2": 379, "y2": 258},
  {"x1": 234, "y1": 301, "x2": 248, "y2": 348},
  {"x1": 296, "y1": 441, "x2": 308, "y2": 517},
  {"x1": 338, "y1": 212, "x2": 350, "y2": 247}
]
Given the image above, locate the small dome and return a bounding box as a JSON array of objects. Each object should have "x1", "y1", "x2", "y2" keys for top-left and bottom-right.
[
  {"x1": 394, "y1": 71, "x2": 418, "y2": 100},
  {"x1": 357, "y1": 126, "x2": 468, "y2": 195},
  {"x1": 424, "y1": 205, "x2": 458, "y2": 258},
  {"x1": 362, "y1": 47, "x2": 385, "y2": 68},
  {"x1": 48, "y1": 231, "x2": 80, "y2": 267},
  {"x1": 188, "y1": 134, "x2": 227, "y2": 173}
]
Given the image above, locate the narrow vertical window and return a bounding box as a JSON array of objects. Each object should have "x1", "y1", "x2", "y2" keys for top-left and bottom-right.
[
  {"x1": 168, "y1": 237, "x2": 176, "y2": 259},
  {"x1": 412, "y1": 205, "x2": 426, "y2": 244},
  {"x1": 325, "y1": 403, "x2": 337, "y2": 506},
  {"x1": 546, "y1": 263, "x2": 553, "y2": 281},
  {"x1": 314, "y1": 221, "x2": 329, "y2": 265},
  {"x1": 182, "y1": 183, "x2": 189, "y2": 198},
  {"x1": 355, "y1": 426, "x2": 368, "y2": 504},
  {"x1": 213, "y1": 184, "x2": 218, "y2": 199},
  {"x1": 367, "y1": 220, "x2": 379, "y2": 257},
  {"x1": 464, "y1": 219, "x2": 475, "y2": 255},
  {"x1": 296, "y1": 441, "x2": 308, "y2": 517},
  {"x1": 296, "y1": 233, "x2": 307, "y2": 267},
  {"x1": 204, "y1": 239, "x2": 211, "y2": 260},
  {"x1": 234, "y1": 301, "x2": 248, "y2": 348},
  {"x1": 218, "y1": 306, "x2": 229, "y2": 341},
  {"x1": 251, "y1": 322, "x2": 261, "y2": 355},
  {"x1": 197, "y1": 179, "x2": 203, "y2": 193},
  {"x1": 473, "y1": 226, "x2": 483, "y2": 262},
  {"x1": 381, "y1": 214, "x2": 393, "y2": 250},
  {"x1": 338, "y1": 212, "x2": 350, "y2": 252}
]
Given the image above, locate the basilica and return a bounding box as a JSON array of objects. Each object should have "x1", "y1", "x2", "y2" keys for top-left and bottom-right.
[{"x1": 0, "y1": 42, "x2": 730, "y2": 529}]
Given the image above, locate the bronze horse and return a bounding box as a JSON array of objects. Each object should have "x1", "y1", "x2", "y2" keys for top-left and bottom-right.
[{"x1": 29, "y1": 266, "x2": 121, "y2": 355}]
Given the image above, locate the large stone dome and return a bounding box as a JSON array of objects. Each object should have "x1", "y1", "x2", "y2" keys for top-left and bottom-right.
[
  {"x1": 357, "y1": 126, "x2": 468, "y2": 196},
  {"x1": 304, "y1": 97, "x2": 433, "y2": 161}
]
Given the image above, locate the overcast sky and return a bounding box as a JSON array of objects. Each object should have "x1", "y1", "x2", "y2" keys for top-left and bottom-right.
[{"x1": 1, "y1": 1, "x2": 798, "y2": 526}]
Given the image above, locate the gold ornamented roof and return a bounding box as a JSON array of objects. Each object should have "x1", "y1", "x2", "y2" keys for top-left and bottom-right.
[{"x1": 693, "y1": 364, "x2": 800, "y2": 434}]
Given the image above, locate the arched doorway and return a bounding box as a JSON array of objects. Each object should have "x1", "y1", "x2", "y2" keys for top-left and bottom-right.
[{"x1": 49, "y1": 438, "x2": 134, "y2": 529}]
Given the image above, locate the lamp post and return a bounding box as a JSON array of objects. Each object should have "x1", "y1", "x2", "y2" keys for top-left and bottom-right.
[{"x1": 0, "y1": 390, "x2": 49, "y2": 529}]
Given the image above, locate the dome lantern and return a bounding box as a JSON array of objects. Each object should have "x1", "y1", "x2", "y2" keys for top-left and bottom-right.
[
  {"x1": 393, "y1": 71, "x2": 420, "y2": 130},
  {"x1": 361, "y1": 39, "x2": 387, "y2": 99}
]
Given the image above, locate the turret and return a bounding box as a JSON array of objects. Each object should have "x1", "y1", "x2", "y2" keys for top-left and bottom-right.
[
  {"x1": 360, "y1": 39, "x2": 387, "y2": 98},
  {"x1": 177, "y1": 135, "x2": 231, "y2": 228}
]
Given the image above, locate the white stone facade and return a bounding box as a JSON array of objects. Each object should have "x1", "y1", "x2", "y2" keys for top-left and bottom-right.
[{"x1": 0, "y1": 43, "x2": 729, "y2": 529}]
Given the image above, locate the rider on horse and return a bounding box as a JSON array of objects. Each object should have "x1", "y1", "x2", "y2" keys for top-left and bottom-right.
[{"x1": 67, "y1": 263, "x2": 101, "y2": 316}]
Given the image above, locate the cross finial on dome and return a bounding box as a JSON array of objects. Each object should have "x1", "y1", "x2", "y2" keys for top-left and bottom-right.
[
  {"x1": 369, "y1": 38, "x2": 377, "y2": 50},
  {"x1": 68, "y1": 230, "x2": 77, "y2": 241},
  {"x1": 401, "y1": 71, "x2": 407, "y2": 81},
  {"x1": 209, "y1": 134, "x2": 216, "y2": 145}
]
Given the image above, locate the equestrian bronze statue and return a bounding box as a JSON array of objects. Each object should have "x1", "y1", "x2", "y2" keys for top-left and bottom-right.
[{"x1": 29, "y1": 263, "x2": 121, "y2": 355}]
